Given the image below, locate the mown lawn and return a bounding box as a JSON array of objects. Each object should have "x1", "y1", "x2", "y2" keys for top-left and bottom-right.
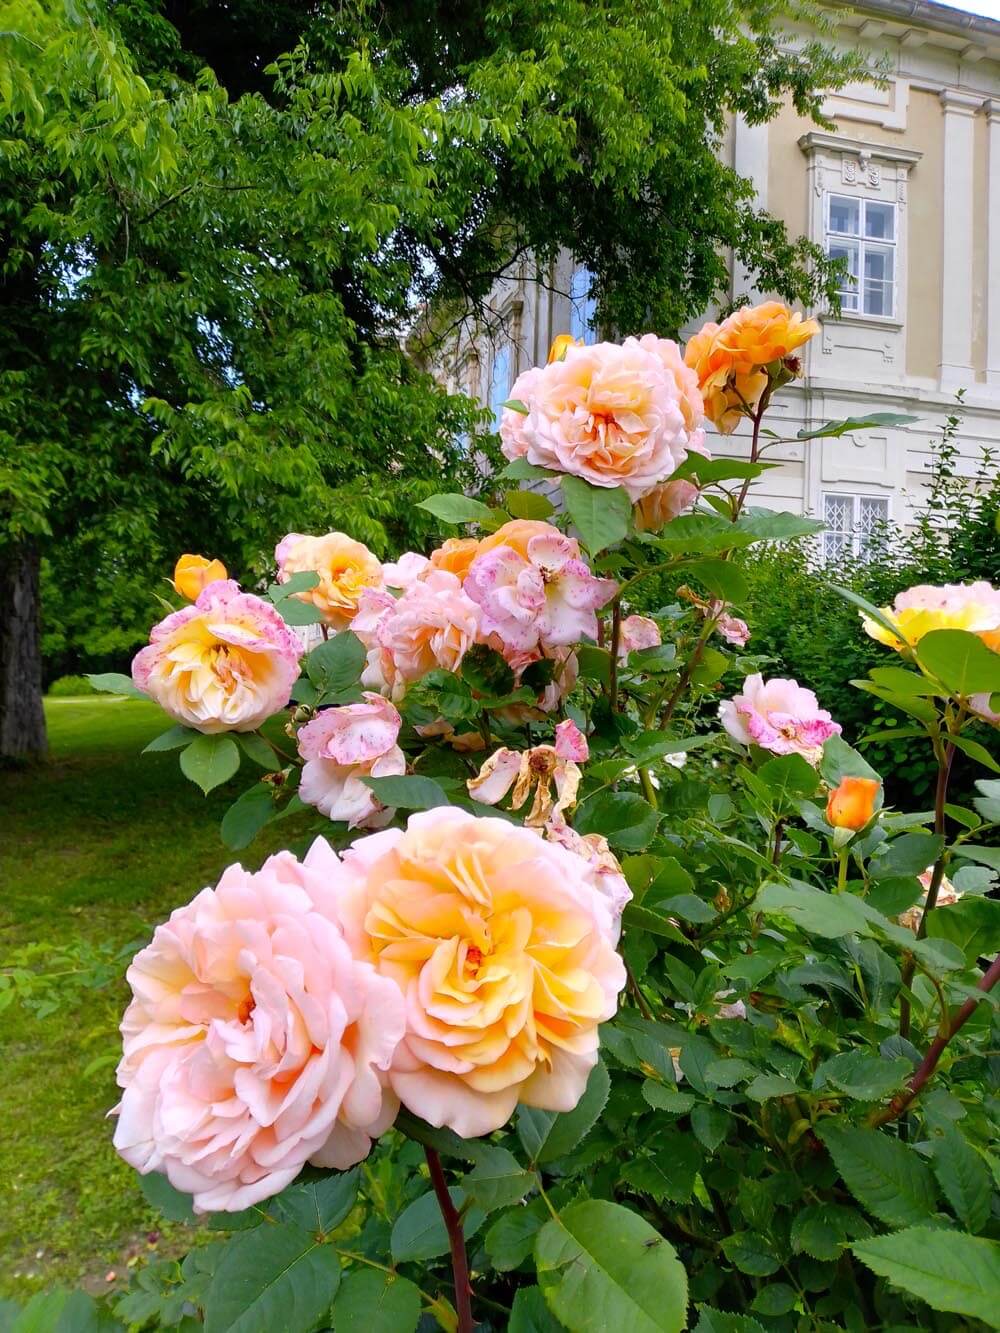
[{"x1": 0, "y1": 698, "x2": 314, "y2": 1301}]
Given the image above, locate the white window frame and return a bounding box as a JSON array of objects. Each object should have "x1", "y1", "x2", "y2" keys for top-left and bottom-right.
[
  {"x1": 825, "y1": 193, "x2": 898, "y2": 319},
  {"x1": 569, "y1": 265, "x2": 598, "y2": 344},
  {"x1": 821, "y1": 491, "x2": 891, "y2": 563}
]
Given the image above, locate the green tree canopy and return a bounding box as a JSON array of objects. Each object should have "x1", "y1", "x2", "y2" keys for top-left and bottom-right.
[{"x1": 0, "y1": 0, "x2": 862, "y2": 755}]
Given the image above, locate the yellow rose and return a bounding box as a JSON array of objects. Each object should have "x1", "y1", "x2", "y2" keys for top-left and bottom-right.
[
  {"x1": 548, "y1": 333, "x2": 583, "y2": 363},
  {"x1": 171, "y1": 554, "x2": 228, "y2": 601},
  {"x1": 863, "y1": 582, "x2": 1000, "y2": 652}
]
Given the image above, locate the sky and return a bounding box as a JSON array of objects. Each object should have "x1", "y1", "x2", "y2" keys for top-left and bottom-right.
[{"x1": 937, "y1": 0, "x2": 1000, "y2": 18}]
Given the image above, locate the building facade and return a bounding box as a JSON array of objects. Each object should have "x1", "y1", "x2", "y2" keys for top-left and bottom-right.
[{"x1": 426, "y1": 0, "x2": 1000, "y2": 558}]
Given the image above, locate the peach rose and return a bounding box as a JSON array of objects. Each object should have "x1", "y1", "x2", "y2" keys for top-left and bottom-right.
[
  {"x1": 328, "y1": 808, "x2": 626, "y2": 1137},
  {"x1": 297, "y1": 694, "x2": 406, "y2": 828},
  {"x1": 548, "y1": 334, "x2": 583, "y2": 363},
  {"x1": 113, "y1": 846, "x2": 406, "y2": 1211},
  {"x1": 684, "y1": 302, "x2": 819, "y2": 433},
  {"x1": 351, "y1": 571, "x2": 481, "y2": 700},
  {"x1": 632, "y1": 333, "x2": 706, "y2": 447},
  {"x1": 381, "y1": 552, "x2": 431, "y2": 591},
  {"x1": 131, "y1": 580, "x2": 301, "y2": 734},
  {"x1": 619, "y1": 615, "x2": 662, "y2": 658},
  {"x1": 899, "y1": 868, "x2": 963, "y2": 933},
  {"x1": 826, "y1": 776, "x2": 880, "y2": 831},
  {"x1": 863, "y1": 581, "x2": 1000, "y2": 652},
  {"x1": 508, "y1": 340, "x2": 702, "y2": 501},
  {"x1": 499, "y1": 366, "x2": 544, "y2": 460},
  {"x1": 720, "y1": 673, "x2": 841, "y2": 765},
  {"x1": 171, "y1": 554, "x2": 228, "y2": 602},
  {"x1": 275, "y1": 531, "x2": 383, "y2": 630},
  {"x1": 478, "y1": 518, "x2": 574, "y2": 561},
  {"x1": 429, "y1": 537, "x2": 482, "y2": 581},
  {"x1": 634, "y1": 479, "x2": 699, "y2": 533}
]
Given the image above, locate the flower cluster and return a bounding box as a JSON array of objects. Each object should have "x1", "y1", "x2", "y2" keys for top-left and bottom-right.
[{"x1": 114, "y1": 808, "x2": 627, "y2": 1208}]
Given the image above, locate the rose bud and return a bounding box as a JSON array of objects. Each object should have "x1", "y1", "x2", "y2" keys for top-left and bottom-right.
[
  {"x1": 826, "y1": 776, "x2": 880, "y2": 831},
  {"x1": 171, "y1": 554, "x2": 227, "y2": 601},
  {"x1": 548, "y1": 333, "x2": 583, "y2": 363}
]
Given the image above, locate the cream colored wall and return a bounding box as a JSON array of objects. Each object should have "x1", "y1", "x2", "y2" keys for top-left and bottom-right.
[
  {"x1": 972, "y1": 109, "x2": 989, "y2": 381},
  {"x1": 905, "y1": 89, "x2": 944, "y2": 382},
  {"x1": 765, "y1": 101, "x2": 811, "y2": 240}
]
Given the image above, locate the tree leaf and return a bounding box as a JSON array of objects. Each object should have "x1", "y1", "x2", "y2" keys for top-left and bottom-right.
[
  {"x1": 517, "y1": 1061, "x2": 609, "y2": 1165},
  {"x1": 535, "y1": 1200, "x2": 687, "y2": 1333},
  {"x1": 817, "y1": 1124, "x2": 936, "y2": 1226},
  {"x1": 916, "y1": 629, "x2": 1000, "y2": 697},
  {"x1": 179, "y1": 734, "x2": 241, "y2": 795},
  {"x1": 852, "y1": 1226, "x2": 1000, "y2": 1324},
  {"x1": 361, "y1": 774, "x2": 449, "y2": 810},
  {"x1": 330, "y1": 1268, "x2": 420, "y2": 1333},
  {"x1": 203, "y1": 1222, "x2": 341, "y2": 1333},
  {"x1": 417, "y1": 492, "x2": 495, "y2": 524},
  {"x1": 560, "y1": 475, "x2": 631, "y2": 554},
  {"x1": 931, "y1": 1126, "x2": 992, "y2": 1233}
]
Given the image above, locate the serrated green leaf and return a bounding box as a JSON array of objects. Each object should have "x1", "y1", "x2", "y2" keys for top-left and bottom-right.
[
  {"x1": 305, "y1": 631, "x2": 366, "y2": 695},
  {"x1": 517, "y1": 1061, "x2": 609, "y2": 1165},
  {"x1": 269, "y1": 1170, "x2": 358, "y2": 1233},
  {"x1": 817, "y1": 1123, "x2": 936, "y2": 1226},
  {"x1": 509, "y1": 1285, "x2": 565, "y2": 1332},
  {"x1": 797, "y1": 412, "x2": 919, "y2": 440},
  {"x1": 361, "y1": 774, "x2": 449, "y2": 810},
  {"x1": 179, "y1": 734, "x2": 241, "y2": 795},
  {"x1": 220, "y1": 784, "x2": 276, "y2": 851},
  {"x1": 721, "y1": 1231, "x2": 782, "y2": 1276},
  {"x1": 417, "y1": 492, "x2": 494, "y2": 524},
  {"x1": 931, "y1": 1126, "x2": 992, "y2": 1233},
  {"x1": 390, "y1": 1188, "x2": 484, "y2": 1263},
  {"x1": 560, "y1": 475, "x2": 631, "y2": 554},
  {"x1": 852, "y1": 1226, "x2": 1000, "y2": 1324},
  {"x1": 203, "y1": 1222, "x2": 340, "y2": 1333},
  {"x1": 916, "y1": 629, "x2": 1000, "y2": 697},
  {"x1": 235, "y1": 732, "x2": 281, "y2": 771},
  {"x1": 330, "y1": 1268, "x2": 420, "y2": 1333},
  {"x1": 463, "y1": 1146, "x2": 534, "y2": 1212},
  {"x1": 87, "y1": 671, "x2": 146, "y2": 699},
  {"x1": 143, "y1": 723, "x2": 197, "y2": 753},
  {"x1": 535, "y1": 1200, "x2": 687, "y2": 1333}
]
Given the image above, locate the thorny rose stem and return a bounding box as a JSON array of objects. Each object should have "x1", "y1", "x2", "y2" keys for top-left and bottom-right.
[{"x1": 425, "y1": 1146, "x2": 475, "y2": 1332}]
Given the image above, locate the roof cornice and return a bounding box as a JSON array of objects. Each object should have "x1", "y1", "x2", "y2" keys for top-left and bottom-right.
[{"x1": 826, "y1": 0, "x2": 1000, "y2": 45}]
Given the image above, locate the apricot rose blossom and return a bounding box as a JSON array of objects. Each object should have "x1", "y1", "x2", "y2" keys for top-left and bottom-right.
[
  {"x1": 132, "y1": 580, "x2": 301, "y2": 734},
  {"x1": 113, "y1": 848, "x2": 406, "y2": 1212},
  {"x1": 297, "y1": 694, "x2": 406, "y2": 828},
  {"x1": 504, "y1": 338, "x2": 705, "y2": 501},
  {"x1": 720, "y1": 673, "x2": 841, "y2": 765},
  {"x1": 464, "y1": 530, "x2": 616, "y2": 654},
  {"x1": 326, "y1": 808, "x2": 627, "y2": 1138},
  {"x1": 276, "y1": 531, "x2": 383, "y2": 630}
]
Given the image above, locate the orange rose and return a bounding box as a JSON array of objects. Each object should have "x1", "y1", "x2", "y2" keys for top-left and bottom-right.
[
  {"x1": 826, "y1": 776, "x2": 880, "y2": 831},
  {"x1": 548, "y1": 333, "x2": 583, "y2": 363},
  {"x1": 684, "y1": 302, "x2": 819, "y2": 434},
  {"x1": 171, "y1": 554, "x2": 228, "y2": 601},
  {"x1": 478, "y1": 519, "x2": 574, "y2": 561},
  {"x1": 428, "y1": 536, "x2": 482, "y2": 580}
]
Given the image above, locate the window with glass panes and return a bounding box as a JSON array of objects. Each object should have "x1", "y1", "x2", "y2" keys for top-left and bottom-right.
[
  {"x1": 569, "y1": 266, "x2": 598, "y2": 343},
  {"x1": 825, "y1": 195, "x2": 896, "y2": 318},
  {"x1": 822, "y1": 492, "x2": 890, "y2": 561},
  {"x1": 489, "y1": 343, "x2": 512, "y2": 429}
]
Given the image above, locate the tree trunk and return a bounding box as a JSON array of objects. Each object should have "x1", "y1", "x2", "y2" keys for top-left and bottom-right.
[{"x1": 0, "y1": 538, "x2": 47, "y2": 761}]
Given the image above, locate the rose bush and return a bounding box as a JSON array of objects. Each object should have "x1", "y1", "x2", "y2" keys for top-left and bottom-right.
[{"x1": 63, "y1": 305, "x2": 999, "y2": 1332}]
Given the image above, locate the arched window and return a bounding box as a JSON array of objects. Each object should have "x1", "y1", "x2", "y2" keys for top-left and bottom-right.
[{"x1": 569, "y1": 266, "x2": 598, "y2": 343}]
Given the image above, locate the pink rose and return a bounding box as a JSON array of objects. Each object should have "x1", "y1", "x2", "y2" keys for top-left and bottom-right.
[
  {"x1": 554, "y1": 717, "x2": 589, "y2": 762},
  {"x1": 971, "y1": 693, "x2": 1000, "y2": 725},
  {"x1": 297, "y1": 694, "x2": 406, "y2": 828},
  {"x1": 351, "y1": 572, "x2": 481, "y2": 700},
  {"x1": 619, "y1": 615, "x2": 662, "y2": 658},
  {"x1": 719, "y1": 673, "x2": 841, "y2": 765},
  {"x1": 113, "y1": 845, "x2": 406, "y2": 1211},
  {"x1": 510, "y1": 340, "x2": 702, "y2": 501},
  {"x1": 631, "y1": 333, "x2": 707, "y2": 450},
  {"x1": 899, "y1": 867, "x2": 963, "y2": 932},
  {"x1": 464, "y1": 533, "x2": 616, "y2": 654},
  {"x1": 381, "y1": 552, "x2": 431, "y2": 591},
  {"x1": 499, "y1": 366, "x2": 544, "y2": 460},
  {"x1": 329, "y1": 808, "x2": 626, "y2": 1137},
  {"x1": 131, "y1": 580, "x2": 301, "y2": 734},
  {"x1": 717, "y1": 611, "x2": 750, "y2": 648}
]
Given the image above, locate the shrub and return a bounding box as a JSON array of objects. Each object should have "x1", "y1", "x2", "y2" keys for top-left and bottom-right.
[{"x1": 46, "y1": 674, "x2": 97, "y2": 698}]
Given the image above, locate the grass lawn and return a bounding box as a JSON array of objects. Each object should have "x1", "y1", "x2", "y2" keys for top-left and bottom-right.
[{"x1": 0, "y1": 697, "x2": 316, "y2": 1302}]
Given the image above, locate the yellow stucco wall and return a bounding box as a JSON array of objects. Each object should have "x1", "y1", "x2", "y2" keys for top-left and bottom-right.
[{"x1": 905, "y1": 89, "x2": 944, "y2": 381}]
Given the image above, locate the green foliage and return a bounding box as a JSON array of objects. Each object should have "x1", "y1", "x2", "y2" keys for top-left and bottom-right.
[{"x1": 46, "y1": 674, "x2": 97, "y2": 697}]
